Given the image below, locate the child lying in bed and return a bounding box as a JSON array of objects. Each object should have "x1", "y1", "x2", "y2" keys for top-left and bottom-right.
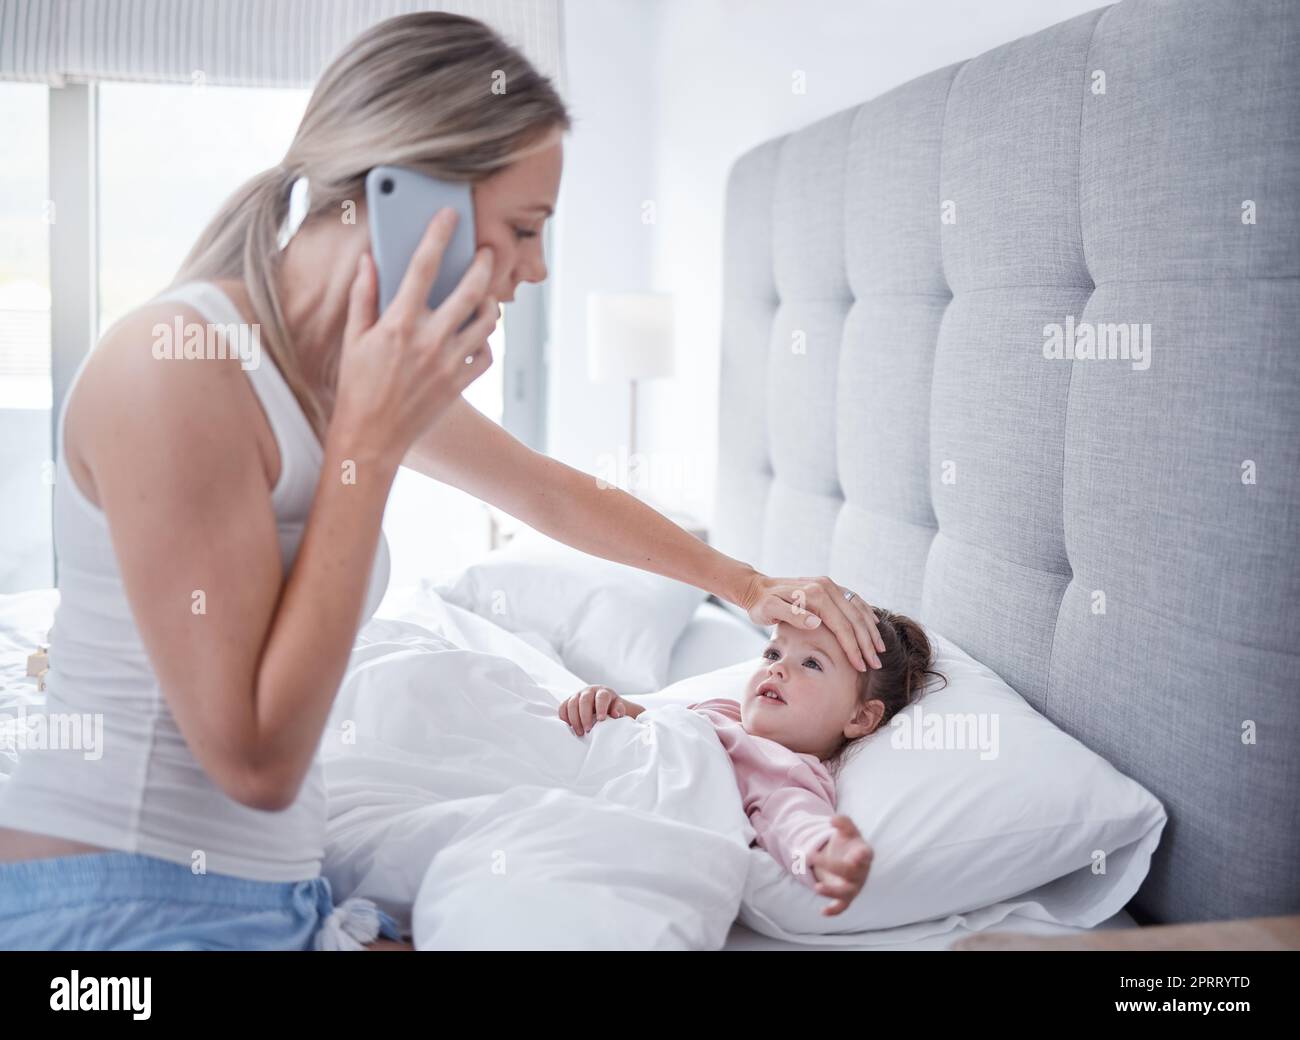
[{"x1": 558, "y1": 606, "x2": 945, "y2": 916}]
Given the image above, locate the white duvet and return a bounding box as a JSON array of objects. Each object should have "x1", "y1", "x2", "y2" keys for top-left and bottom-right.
[{"x1": 321, "y1": 618, "x2": 756, "y2": 950}]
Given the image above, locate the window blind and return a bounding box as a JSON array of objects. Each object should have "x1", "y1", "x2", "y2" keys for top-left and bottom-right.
[{"x1": 0, "y1": 0, "x2": 565, "y2": 91}]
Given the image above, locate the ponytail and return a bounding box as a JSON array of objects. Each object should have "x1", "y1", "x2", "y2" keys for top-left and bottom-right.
[
  {"x1": 888, "y1": 611, "x2": 948, "y2": 703},
  {"x1": 172, "y1": 162, "x2": 330, "y2": 438}
]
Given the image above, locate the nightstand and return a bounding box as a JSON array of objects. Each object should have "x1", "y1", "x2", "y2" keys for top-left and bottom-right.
[{"x1": 950, "y1": 913, "x2": 1300, "y2": 951}]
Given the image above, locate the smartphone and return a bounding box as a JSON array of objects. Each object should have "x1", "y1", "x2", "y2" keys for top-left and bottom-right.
[{"x1": 365, "y1": 165, "x2": 478, "y2": 320}]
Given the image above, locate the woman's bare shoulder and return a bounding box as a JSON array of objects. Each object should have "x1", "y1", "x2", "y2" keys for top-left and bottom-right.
[
  {"x1": 66, "y1": 294, "x2": 272, "y2": 504},
  {"x1": 84, "y1": 294, "x2": 233, "y2": 382}
]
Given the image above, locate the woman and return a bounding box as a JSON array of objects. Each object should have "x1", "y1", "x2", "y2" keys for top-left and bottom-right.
[{"x1": 0, "y1": 12, "x2": 885, "y2": 951}]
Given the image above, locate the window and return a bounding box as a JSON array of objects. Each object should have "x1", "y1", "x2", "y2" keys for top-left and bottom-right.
[
  {"x1": 97, "y1": 82, "x2": 311, "y2": 334},
  {"x1": 0, "y1": 83, "x2": 52, "y2": 591},
  {"x1": 0, "y1": 80, "x2": 518, "y2": 593}
]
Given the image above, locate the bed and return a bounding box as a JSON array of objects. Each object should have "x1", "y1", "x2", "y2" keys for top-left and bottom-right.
[
  {"x1": 0, "y1": 582, "x2": 1142, "y2": 952},
  {"x1": 2, "y1": 0, "x2": 1296, "y2": 950}
]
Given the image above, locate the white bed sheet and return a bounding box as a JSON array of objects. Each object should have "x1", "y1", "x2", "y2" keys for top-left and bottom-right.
[{"x1": 0, "y1": 585, "x2": 1143, "y2": 949}]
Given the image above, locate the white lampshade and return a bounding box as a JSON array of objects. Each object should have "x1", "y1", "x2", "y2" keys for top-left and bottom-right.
[{"x1": 586, "y1": 292, "x2": 675, "y2": 383}]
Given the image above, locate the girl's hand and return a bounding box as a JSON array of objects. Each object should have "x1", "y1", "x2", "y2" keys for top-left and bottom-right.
[
  {"x1": 810, "y1": 815, "x2": 874, "y2": 916},
  {"x1": 332, "y1": 209, "x2": 498, "y2": 466},
  {"x1": 559, "y1": 685, "x2": 640, "y2": 737},
  {"x1": 739, "y1": 572, "x2": 886, "y2": 671}
]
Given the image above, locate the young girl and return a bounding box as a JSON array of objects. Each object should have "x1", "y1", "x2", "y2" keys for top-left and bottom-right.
[{"x1": 558, "y1": 607, "x2": 945, "y2": 916}]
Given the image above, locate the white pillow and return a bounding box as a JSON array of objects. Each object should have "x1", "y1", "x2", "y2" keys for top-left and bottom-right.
[
  {"x1": 373, "y1": 580, "x2": 586, "y2": 698},
  {"x1": 433, "y1": 525, "x2": 708, "y2": 695},
  {"x1": 647, "y1": 628, "x2": 1167, "y2": 941},
  {"x1": 664, "y1": 600, "x2": 769, "y2": 686}
]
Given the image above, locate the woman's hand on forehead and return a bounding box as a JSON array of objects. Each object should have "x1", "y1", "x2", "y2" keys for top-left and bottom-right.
[{"x1": 741, "y1": 574, "x2": 885, "y2": 670}]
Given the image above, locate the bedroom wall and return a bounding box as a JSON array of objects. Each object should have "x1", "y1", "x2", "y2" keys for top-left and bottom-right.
[
  {"x1": 549, "y1": 0, "x2": 1109, "y2": 527},
  {"x1": 543, "y1": 0, "x2": 661, "y2": 498}
]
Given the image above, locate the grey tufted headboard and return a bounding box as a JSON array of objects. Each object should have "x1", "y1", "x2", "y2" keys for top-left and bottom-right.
[{"x1": 710, "y1": 0, "x2": 1299, "y2": 925}]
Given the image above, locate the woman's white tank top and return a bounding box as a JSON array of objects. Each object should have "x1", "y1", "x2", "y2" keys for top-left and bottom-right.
[{"x1": 0, "y1": 280, "x2": 390, "y2": 881}]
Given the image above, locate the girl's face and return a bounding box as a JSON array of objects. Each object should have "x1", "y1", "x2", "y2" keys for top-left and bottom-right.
[
  {"x1": 471, "y1": 126, "x2": 563, "y2": 304},
  {"x1": 743, "y1": 619, "x2": 881, "y2": 759}
]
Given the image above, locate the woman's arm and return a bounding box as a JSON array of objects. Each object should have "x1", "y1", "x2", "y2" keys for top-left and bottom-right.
[
  {"x1": 404, "y1": 396, "x2": 760, "y2": 609},
  {"x1": 76, "y1": 305, "x2": 398, "y2": 811},
  {"x1": 405, "y1": 397, "x2": 884, "y2": 669},
  {"x1": 80, "y1": 227, "x2": 496, "y2": 811}
]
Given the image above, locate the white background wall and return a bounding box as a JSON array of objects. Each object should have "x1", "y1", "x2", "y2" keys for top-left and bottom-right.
[{"x1": 549, "y1": 0, "x2": 1108, "y2": 526}]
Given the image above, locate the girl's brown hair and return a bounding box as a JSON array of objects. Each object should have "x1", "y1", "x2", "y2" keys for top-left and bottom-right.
[
  {"x1": 173, "y1": 12, "x2": 571, "y2": 438},
  {"x1": 825, "y1": 607, "x2": 947, "y2": 778}
]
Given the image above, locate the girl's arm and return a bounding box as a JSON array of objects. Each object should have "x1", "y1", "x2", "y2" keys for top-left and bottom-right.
[{"x1": 750, "y1": 779, "x2": 839, "y2": 891}]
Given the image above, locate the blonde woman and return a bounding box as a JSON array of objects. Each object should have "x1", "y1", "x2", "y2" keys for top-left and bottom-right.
[{"x1": 0, "y1": 12, "x2": 885, "y2": 951}]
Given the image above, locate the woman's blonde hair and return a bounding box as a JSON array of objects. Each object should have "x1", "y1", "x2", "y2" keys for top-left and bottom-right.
[{"x1": 173, "y1": 12, "x2": 571, "y2": 437}]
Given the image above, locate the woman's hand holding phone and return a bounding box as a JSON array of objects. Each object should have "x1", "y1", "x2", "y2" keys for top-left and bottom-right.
[{"x1": 332, "y1": 208, "x2": 496, "y2": 467}]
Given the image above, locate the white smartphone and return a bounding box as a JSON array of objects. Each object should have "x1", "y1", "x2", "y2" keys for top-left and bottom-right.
[{"x1": 365, "y1": 165, "x2": 478, "y2": 319}]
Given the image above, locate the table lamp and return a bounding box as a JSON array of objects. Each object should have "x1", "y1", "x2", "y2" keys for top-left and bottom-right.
[{"x1": 585, "y1": 291, "x2": 675, "y2": 484}]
